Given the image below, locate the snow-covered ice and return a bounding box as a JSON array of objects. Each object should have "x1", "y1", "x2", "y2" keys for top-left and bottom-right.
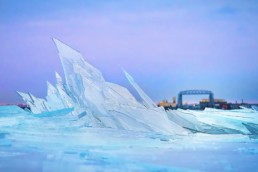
[{"x1": 1, "y1": 39, "x2": 258, "y2": 171}]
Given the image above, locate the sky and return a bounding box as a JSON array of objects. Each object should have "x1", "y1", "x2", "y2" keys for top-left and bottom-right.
[{"x1": 0, "y1": 0, "x2": 258, "y2": 104}]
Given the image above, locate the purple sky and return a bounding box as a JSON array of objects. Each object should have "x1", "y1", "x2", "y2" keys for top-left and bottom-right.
[{"x1": 1, "y1": 0, "x2": 258, "y2": 104}]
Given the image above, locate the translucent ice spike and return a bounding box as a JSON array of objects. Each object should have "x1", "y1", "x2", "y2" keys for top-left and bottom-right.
[{"x1": 123, "y1": 70, "x2": 157, "y2": 108}]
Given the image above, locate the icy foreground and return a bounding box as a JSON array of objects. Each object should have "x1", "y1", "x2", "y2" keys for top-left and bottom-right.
[
  {"x1": 1, "y1": 39, "x2": 258, "y2": 171},
  {"x1": 0, "y1": 106, "x2": 258, "y2": 171}
]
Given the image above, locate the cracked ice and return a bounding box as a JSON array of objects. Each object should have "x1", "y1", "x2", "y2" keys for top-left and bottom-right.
[{"x1": 1, "y1": 39, "x2": 258, "y2": 171}]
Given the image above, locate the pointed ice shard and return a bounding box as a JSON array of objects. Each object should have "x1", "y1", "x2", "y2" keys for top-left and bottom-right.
[
  {"x1": 53, "y1": 38, "x2": 104, "y2": 110},
  {"x1": 46, "y1": 81, "x2": 66, "y2": 111},
  {"x1": 55, "y1": 72, "x2": 75, "y2": 108},
  {"x1": 55, "y1": 72, "x2": 63, "y2": 87},
  {"x1": 47, "y1": 81, "x2": 57, "y2": 96},
  {"x1": 123, "y1": 70, "x2": 157, "y2": 108},
  {"x1": 17, "y1": 91, "x2": 50, "y2": 114},
  {"x1": 53, "y1": 38, "x2": 104, "y2": 82}
]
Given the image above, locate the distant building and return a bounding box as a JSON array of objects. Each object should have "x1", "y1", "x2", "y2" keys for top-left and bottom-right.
[
  {"x1": 227, "y1": 101, "x2": 251, "y2": 110},
  {"x1": 157, "y1": 97, "x2": 177, "y2": 110},
  {"x1": 200, "y1": 99, "x2": 227, "y2": 109},
  {"x1": 171, "y1": 97, "x2": 177, "y2": 107},
  {"x1": 158, "y1": 96, "x2": 258, "y2": 111}
]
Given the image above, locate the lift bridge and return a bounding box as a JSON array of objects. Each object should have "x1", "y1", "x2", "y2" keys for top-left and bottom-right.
[{"x1": 177, "y1": 90, "x2": 214, "y2": 108}]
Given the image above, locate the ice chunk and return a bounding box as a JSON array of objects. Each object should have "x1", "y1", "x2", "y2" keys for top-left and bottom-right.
[
  {"x1": 52, "y1": 38, "x2": 187, "y2": 134},
  {"x1": 242, "y1": 122, "x2": 258, "y2": 135},
  {"x1": 17, "y1": 91, "x2": 50, "y2": 114},
  {"x1": 53, "y1": 39, "x2": 136, "y2": 114},
  {"x1": 107, "y1": 105, "x2": 188, "y2": 134},
  {"x1": 123, "y1": 70, "x2": 157, "y2": 108},
  {"x1": 55, "y1": 72, "x2": 75, "y2": 108},
  {"x1": 53, "y1": 38, "x2": 104, "y2": 83},
  {"x1": 46, "y1": 81, "x2": 66, "y2": 111},
  {"x1": 168, "y1": 109, "x2": 254, "y2": 134},
  {"x1": 53, "y1": 38, "x2": 105, "y2": 112},
  {"x1": 167, "y1": 110, "x2": 201, "y2": 132},
  {"x1": 105, "y1": 82, "x2": 138, "y2": 105}
]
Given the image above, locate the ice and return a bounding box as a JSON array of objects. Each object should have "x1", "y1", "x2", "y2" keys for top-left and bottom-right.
[
  {"x1": 167, "y1": 108, "x2": 258, "y2": 135},
  {"x1": 17, "y1": 79, "x2": 74, "y2": 114},
  {"x1": 55, "y1": 72, "x2": 77, "y2": 109},
  {"x1": 1, "y1": 105, "x2": 258, "y2": 171},
  {"x1": 16, "y1": 38, "x2": 258, "y2": 136},
  {"x1": 252, "y1": 105, "x2": 258, "y2": 111},
  {"x1": 17, "y1": 91, "x2": 50, "y2": 114},
  {"x1": 46, "y1": 81, "x2": 66, "y2": 111},
  {"x1": 192, "y1": 109, "x2": 250, "y2": 134},
  {"x1": 123, "y1": 70, "x2": 157, "y2": 108},
  {"x1": 51, "y1": 38, "x2": 187, "y2": 134},
  {"x1": 3, "y1": 38, "x2": 258, "y2": 171},
  {"x1": 0, "y1": 105, "x2": 29, "y2": 115},
  {"x1": 53, "y1": 38, "x2": 104, "y2": 108}
]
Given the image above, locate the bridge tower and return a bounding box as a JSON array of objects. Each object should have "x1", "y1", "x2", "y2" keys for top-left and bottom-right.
[{"x1": 177, "y1": 90, "x2": 215, "y2": 109}]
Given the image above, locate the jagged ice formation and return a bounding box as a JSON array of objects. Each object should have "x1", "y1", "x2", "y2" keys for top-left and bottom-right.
[{"x1": 17, "y1": 38, "x2": 258, "y2": 136}]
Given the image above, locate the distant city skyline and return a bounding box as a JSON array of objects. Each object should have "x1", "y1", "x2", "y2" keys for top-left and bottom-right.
[{"x1": 1, "y1": 0, "x2": 258, "y2": 104}]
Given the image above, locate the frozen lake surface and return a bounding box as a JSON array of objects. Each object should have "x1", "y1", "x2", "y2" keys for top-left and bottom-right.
[{"x1": 0, "y1": 106, "x2": 258, "y2": 172}]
